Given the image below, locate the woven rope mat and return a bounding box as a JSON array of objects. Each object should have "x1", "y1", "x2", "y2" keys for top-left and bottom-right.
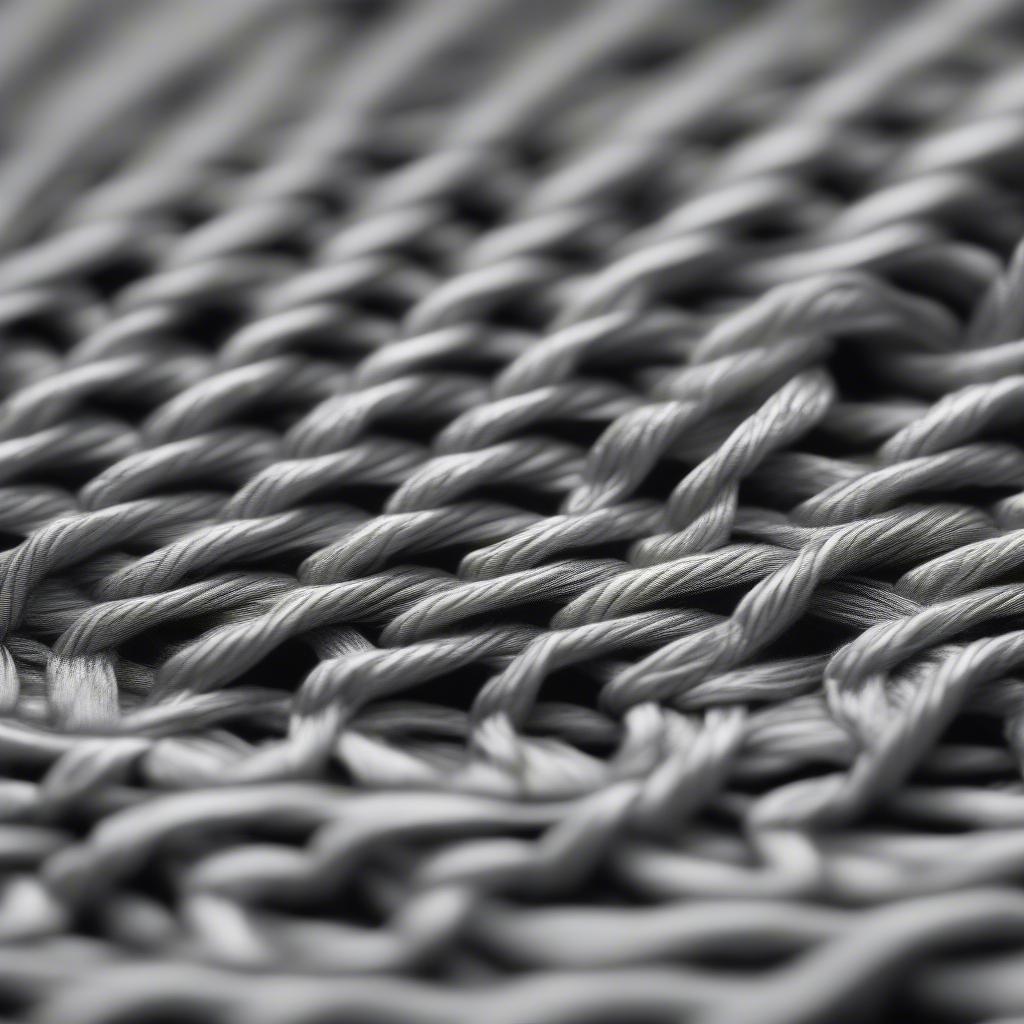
[{"x1": 6, "y1": 0, "x2": 1024, "y2": 1021}]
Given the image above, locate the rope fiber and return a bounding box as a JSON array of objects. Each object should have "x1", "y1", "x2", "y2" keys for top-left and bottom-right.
[{"x1": 5, "y1": 0, "x2": 1024, "y2": 1020}]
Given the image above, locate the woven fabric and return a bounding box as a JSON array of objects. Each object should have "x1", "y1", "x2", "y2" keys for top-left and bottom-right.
[{"x1": 7, "y1": 0, "x2": 1024, "y2": 1020}]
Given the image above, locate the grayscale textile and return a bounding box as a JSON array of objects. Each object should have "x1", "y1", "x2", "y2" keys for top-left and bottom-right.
[{"x1": 5, "y1": 0, "x2": 1024, "y2": 1021}]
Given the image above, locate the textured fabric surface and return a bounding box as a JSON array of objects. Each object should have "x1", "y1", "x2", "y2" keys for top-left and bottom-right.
[{"x1": 6, "y1": 0, "x2": 1024, "y2": 1021}]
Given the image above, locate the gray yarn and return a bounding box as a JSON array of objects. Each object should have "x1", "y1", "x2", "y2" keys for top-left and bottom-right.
[{"x1": 5, "y1": 0, "x2": 1024, "y2": 1021}]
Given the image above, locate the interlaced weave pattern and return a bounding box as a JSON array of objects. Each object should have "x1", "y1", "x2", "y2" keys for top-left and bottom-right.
[{"x1": 8, "y1": 0, "x2": 1024, "y2": 1020}]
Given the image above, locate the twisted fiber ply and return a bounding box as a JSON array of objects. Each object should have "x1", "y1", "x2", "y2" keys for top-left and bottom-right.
[{"x1": 9, "y1": 0, "x2": 1024, "y2": 1021}]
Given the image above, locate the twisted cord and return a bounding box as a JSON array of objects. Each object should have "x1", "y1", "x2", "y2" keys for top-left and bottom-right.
[{"x1": 6, "y1": 2, "x2": 1024, "y2": 1023}]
